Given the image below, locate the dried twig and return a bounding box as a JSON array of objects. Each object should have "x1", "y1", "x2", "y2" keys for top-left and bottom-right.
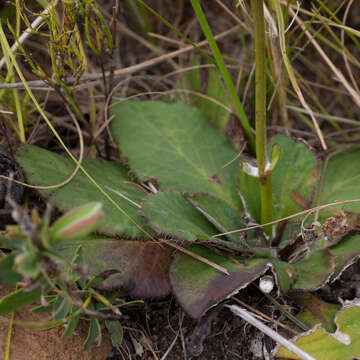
[
  {"x1": 226, "y1": 305, "x2": 316, "y2": 360},
  {"x1": 0, "y1": 26, "x2": 239, "y2": 90},
  {"x1": 0, "y1": 2, "x2": 56, "y2": 70}
]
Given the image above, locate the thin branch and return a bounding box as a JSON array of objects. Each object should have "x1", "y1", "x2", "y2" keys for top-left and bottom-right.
[{"x1": 214, "y1": 199, "x2": 360, "y2": 237}]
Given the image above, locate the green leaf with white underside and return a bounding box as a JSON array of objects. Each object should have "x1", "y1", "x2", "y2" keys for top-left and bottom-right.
[
  {"x1": 17, "y1": 145, "x2": 150, "y2": 237},
  {"x1": 292, "y1": 293, "x2": 341, "y2": 333},
  {"x1": 318, "y1": 149, "x2": 360, "y2": 219},
  {"x1": 110, "y1": 100, "x2": 241, "y2": 209},
  {"x1": 275, "y1": 301, "x2": 360, "y2": 359}
]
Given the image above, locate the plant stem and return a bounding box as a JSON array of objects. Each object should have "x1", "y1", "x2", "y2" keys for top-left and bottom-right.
[{"x1": 251, "y1": 0, "x2": 272, "y2": 233}]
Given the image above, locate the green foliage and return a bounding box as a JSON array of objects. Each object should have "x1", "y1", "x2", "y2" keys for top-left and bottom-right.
[
  {"x1": 292, "y1": 293, "x2": 341, "y2": 333},
  {"x1": 319, "y1": 149, "x2": 360, "y2": 217},
  {"x1": 0, "y1": 96, "x2": 356, "y2": 360},
  {"x1": 105, "y1": 320, "x2": 124, "y2": 347},
  {"x1": 109, "y1": 100, "x2": 241, "y2": 209},
  {"x1": 239, "y1": 135, "x2": 318, "y2": 224},
  {"x1": 329, "y1": 234, "x2": 360, "y2": 280},
  {"x1": 179, "y1": 59, "x2": 231, "y2": 133},
  {"x1": 16, "y1": 146, "x2": 149, "y2": 237},
  {"x1": 292, "y1": 251, "x2": 335, "y2": 291},
  {"x1": 50, "y1": 202, "x2": 103, "y2": 242},
  {"x1": 275, "y1": 302, "x2": 360, "y2": 359},
  {"x1": 0, "y1": 202, "x2": 129, "y2": 349},
  {"x1": 189, "y1": 193, "x2": 247, "y2": 243},
  {"x1": 0, "y1": 287, "x2": 42, "y2": 315},
  {"x1": 170, "y1": 245, "x2": 271, "y2": 318},
  {"x1": 84, "y1": 315, "x2": 102, "y2": 350},
  {"x1": 1, "y1": 0, "x2": 359, "y2": 356},
  {"x1": 13, "y1": 100, "x2": 360, "y2": 324},
  {"x1": 55, "y1": 239, "x2": 171, "y2": 298},
  {"x1": 0, "y1": 254, "x2": 22, "y2": 285},
  {"x1": 142, "y1": 191, "x2": 220, "y2": 241}
]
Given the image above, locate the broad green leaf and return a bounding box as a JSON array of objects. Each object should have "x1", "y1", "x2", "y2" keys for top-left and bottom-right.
[
  {"x1": 54, "y1": 239, "x2": 171, "y2": 298},
  {"x1": 293, "y1": 250, "x2": 336, "y2": 291},
  {"x1": 270, "y1": 259, "x2": 296, "y2": 294},
  {"x1": 292, "y1": 293, "x2": 341, "y2": 333},
  {"x1": 319, "y1": 149, "x2": 360, "y2": 217},
  {"x1": 143, "y1": 191, "x2": 272, "y2": 255},
  {"x1": 270, "y1": 135, "x2": 317, "y2": 220},
  {"x1": 170, "y1": 244, "x2": 270, "y2": 318},
  {"x1": 189, "y1": 193, "x2": 247, "y2": 243},
  {"x1": 239, "y1": 135, "x2": 318, "y2": 224},
  {"x1": 329, "y1": 234, "x2": 360, "y2": 281},
  {"x1": 0, "y1": 287, "x2": 41, "y2": 314},
  {"x1": 275, "y1": 301, "x2": 360, "y2": 359},
  {"x1": 142, "y1": 191, "x2": 221, "y2": 241},
  {"x1": 276, "y1": 234, "x2": 360, "y2": 290},
  {"x1": 0, "y1": 254, "x2": 22, "y2": 285},
  {"x1": 17, "y1": 145, "x2": 149, "y2": 237},
  {"x1": 110, "y1": 100, "x2": 241, "y2": 209}
]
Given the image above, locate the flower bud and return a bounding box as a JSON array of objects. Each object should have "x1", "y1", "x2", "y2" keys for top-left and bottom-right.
[{"x1": 50, "y1": 202, "x2": 103, "y2": 242}]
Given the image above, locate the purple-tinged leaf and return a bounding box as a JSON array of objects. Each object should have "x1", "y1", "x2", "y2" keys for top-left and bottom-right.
[
  {"x1": 170, "y1": 245, "x2": 271, "y2": 318},
  {"x1": 56, "y1": 239, "x2": 171, "y2": 298}
]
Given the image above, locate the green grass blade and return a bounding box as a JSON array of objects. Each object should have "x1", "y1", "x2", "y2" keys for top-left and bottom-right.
[
  {"x1": 135, "y1": 0, "x2": 214, "y2": 64},
  {"x1": 190, "y1": 0, "x2": 255, "y2": 150}
]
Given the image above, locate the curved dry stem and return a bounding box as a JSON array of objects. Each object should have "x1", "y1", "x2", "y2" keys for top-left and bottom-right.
[
  {"x1": 271, "y1": 0, "x2": 327, "y2": 150},
  {"x1": 214, "y1": 199, "x2": 360, "y2": 237},
  {"x1": 289, "y1": 6, "x2": 360, "y2": 108}
]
